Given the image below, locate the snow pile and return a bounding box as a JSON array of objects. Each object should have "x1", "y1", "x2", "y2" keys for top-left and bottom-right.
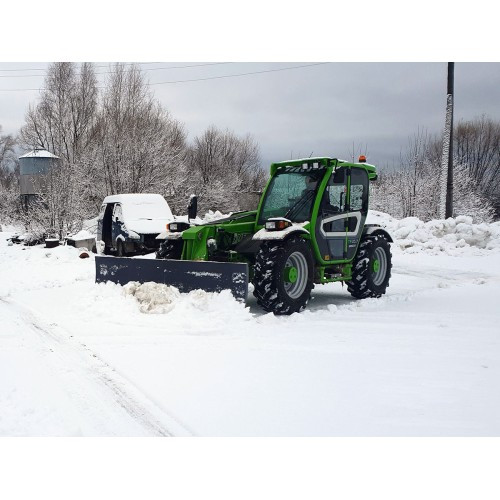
[
  {"x1": 67, "y1": 229, "x2": 95, "y2": 240},
  {"x1": 202, "y1": 210, "x2": 228, "y2": 223},
  {"x1": 121, "y1": 281, "x2": 250, "y2": 321},
  {"x1": 367, "y1": 210, "x2": 500, "y2": 255},
  {"x1": 123, "y1": 282, "x2": 181, "y2": 313},
  {"x1": 72, "y1": 280, "x2": 253, "y2": 334}
]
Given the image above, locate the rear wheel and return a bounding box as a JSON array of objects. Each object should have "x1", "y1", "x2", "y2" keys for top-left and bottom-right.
[
  {"x1": 347, "y1": 235, "x2": 391, "y2": 299},
  {"x1": 156, "y1": 240, "x2": 183, "y2": 259},
  {"x1": 253, "y1": 236, "x2": 314, "y2": 315}
]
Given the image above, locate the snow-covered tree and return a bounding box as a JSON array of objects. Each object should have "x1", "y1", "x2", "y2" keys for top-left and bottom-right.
[
  {"x1": 90, "y1": 63, "x2": 188, "y2": 211},
  {"x1": 188, "y1": 125, "x2": 265, "y2": 213},
  {"x1": 372, "y1": 133, "x2": 496, "y2": 223},
  {"x1": 452, "y1": 163, "x2": 496, "y2": 222},
  {"x1": 18, "y1": 63, "x2": 99, "y2": 236},
  {"x1": 370, "y1": 156, "x2": 495, "y2": 222},
  {"x1": 0, "y1": 126, "x2": 18, "y2": 189},
  {"x1": 455, "y1": 116, "x2": 500, "y2": 216},
  {"x1": 20, "y1": 62, "x2": 98, "y2": 164},
  {"x1": 13, "y1": 63, "x2": 265, "y2": 235},
  {"x1": 0, "y1": 126, "x2": 20, "y2": 225},
  {"x1": 371, "y1": 130, "x2": 439, "y2": 220}
]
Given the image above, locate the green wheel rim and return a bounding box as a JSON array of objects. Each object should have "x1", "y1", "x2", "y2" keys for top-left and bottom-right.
[
  {"x1": 284, "y1": 266, "x2": 298, "y2": 283},
  {"x1": 283, "y1": 252, "x2": 308, "y2": 299},
  {"x1": 372, "y1": 247, "x2": 387, "y2": 286}
]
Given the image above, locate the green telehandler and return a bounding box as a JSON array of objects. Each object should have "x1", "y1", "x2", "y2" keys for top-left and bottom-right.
[{"x1": 95, "y1": 156, "x2": 393, "y2": 314}]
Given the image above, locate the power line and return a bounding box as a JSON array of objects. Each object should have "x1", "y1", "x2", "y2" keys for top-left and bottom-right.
[
  {"x1": 0, "y1": 62, "x2": 161, "y2": 72},
  {"x1": 0, "y1": 62, "x2": 234, "y2": 78},
  {"x1": 0, "y1": 63, "x2": 330, "y2": 92},
  {"x1": 149, "y1": 62, "x2": 330, "y2": 85}
]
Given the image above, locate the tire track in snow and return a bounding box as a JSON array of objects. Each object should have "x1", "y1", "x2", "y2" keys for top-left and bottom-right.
[
  {"x1": 0, "y1": 297, "x2": 195, "y2": 436},
  {"x1": 393, "y1": 263, "x2": 491, "y2": 283},
  {"x1": 303, "y1": 260, "x2": 495, "y2": 314}
]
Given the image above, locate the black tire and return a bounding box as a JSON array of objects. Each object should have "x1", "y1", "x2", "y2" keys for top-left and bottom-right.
[
  {"x1": 253, "y1": 236, "x2": 314, "y2": 315},
  {"x1": 116, "y1": 239, "x2": 126, "y2": 257},
  {"x1": 347, "y1": 235, "x2": 392, "y2": 299},
  {"x1": 156, "y1": 239, "x2": 183, "y2": 259}
]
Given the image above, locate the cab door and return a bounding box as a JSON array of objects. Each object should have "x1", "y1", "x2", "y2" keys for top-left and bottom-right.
[
  {"x1": 315, "y1": 167, "x2": 369, "y2": 262},
  {"x1": 111, "y1": 203, "x2": 126, "y2": 246}
]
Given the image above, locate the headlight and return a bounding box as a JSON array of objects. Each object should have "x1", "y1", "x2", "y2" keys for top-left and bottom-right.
[
  {"x1": 96, "y1": 240, "x2": 105, "y2": 254},
  {"x1": 265, "y1": 219, "x2": 292, "y2": 231},
  {"x1": 167, "y1": 222, "x2": 190, "y2": 232}
]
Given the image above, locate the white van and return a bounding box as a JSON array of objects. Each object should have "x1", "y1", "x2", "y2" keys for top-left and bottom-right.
[{"x1": 96, "y1": 193, "x2": 173, "y2": 256}]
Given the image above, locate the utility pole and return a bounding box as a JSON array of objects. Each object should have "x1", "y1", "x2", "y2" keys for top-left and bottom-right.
[{"x1": 439, "y1": 62, "x2": 455, "y2": 219}]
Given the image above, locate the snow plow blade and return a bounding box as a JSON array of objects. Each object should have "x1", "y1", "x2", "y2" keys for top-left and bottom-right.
[{"x1": 95, "y1": 256, "x2": 249, "y2": 301}]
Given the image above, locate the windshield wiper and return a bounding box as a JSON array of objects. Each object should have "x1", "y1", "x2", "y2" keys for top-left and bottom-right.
[{"x1": 284, "y1": 189, "x2": 315, "y2": 221}]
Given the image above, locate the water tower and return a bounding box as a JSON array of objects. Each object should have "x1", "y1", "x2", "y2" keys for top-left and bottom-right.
[{"x1": 19, "y1": 148, "x2": 60, "y2": 209}]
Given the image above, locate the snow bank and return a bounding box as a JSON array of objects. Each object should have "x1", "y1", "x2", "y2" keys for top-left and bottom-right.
[
  {"x1": 367, "y1": 211, "x2": 500, "y2": 255},
  {"x1": 0, "y1": 239, "x2": 93, "y2": 297}
]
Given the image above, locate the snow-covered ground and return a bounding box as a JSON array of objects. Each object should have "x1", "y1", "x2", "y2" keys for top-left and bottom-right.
[{"x1": 1, "y1": 213, "x2": 499, "y2": 436}]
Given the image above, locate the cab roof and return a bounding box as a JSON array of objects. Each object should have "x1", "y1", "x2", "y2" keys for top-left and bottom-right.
[{"x1": 270, "y1": 157, "x2": 377, "y2": 180}]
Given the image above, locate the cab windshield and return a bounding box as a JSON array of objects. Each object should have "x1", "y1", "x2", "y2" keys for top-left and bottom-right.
[{"x1": 258, "y1": 168, "x2": 323, "y2": 224}]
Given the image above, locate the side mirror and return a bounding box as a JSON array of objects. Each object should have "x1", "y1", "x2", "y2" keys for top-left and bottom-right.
[{"x1": 188, "y1": 195, "x2": 198, "y2": 220}]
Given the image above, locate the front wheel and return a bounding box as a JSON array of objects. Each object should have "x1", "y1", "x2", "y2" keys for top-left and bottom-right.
[
  {"x1": 347, "y1": 235, "x2": 392, "y2": 299},
  {"x1": 253, "y1": 236, "x2": 314, "y2": 315}
]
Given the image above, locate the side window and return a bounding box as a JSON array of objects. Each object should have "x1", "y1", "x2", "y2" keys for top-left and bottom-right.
[
  {"x1": 113, "y1": 204, "x2": 123, "y2": 222},
  {"x1": 328, "y1": 185, "x2": 346, "y2": 212},
  {"x1": 349, "y1": 168, "x2": 369, "y2": 213},
  {"x1": 350, "y1": 185, "x2": 364, "y2": 211},
  {"x1": 321, "y1": 168, "x2": 347, "y2": 214}
]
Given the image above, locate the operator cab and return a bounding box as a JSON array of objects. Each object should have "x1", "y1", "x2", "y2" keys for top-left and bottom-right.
[{"x1": 257, "y1": 156, "x2": 373, "y2": 263}]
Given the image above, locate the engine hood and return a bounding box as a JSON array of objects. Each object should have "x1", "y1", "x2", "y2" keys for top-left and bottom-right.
[{"x1": 125, "y1": 218, "x2": 171, "y2": 235}]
